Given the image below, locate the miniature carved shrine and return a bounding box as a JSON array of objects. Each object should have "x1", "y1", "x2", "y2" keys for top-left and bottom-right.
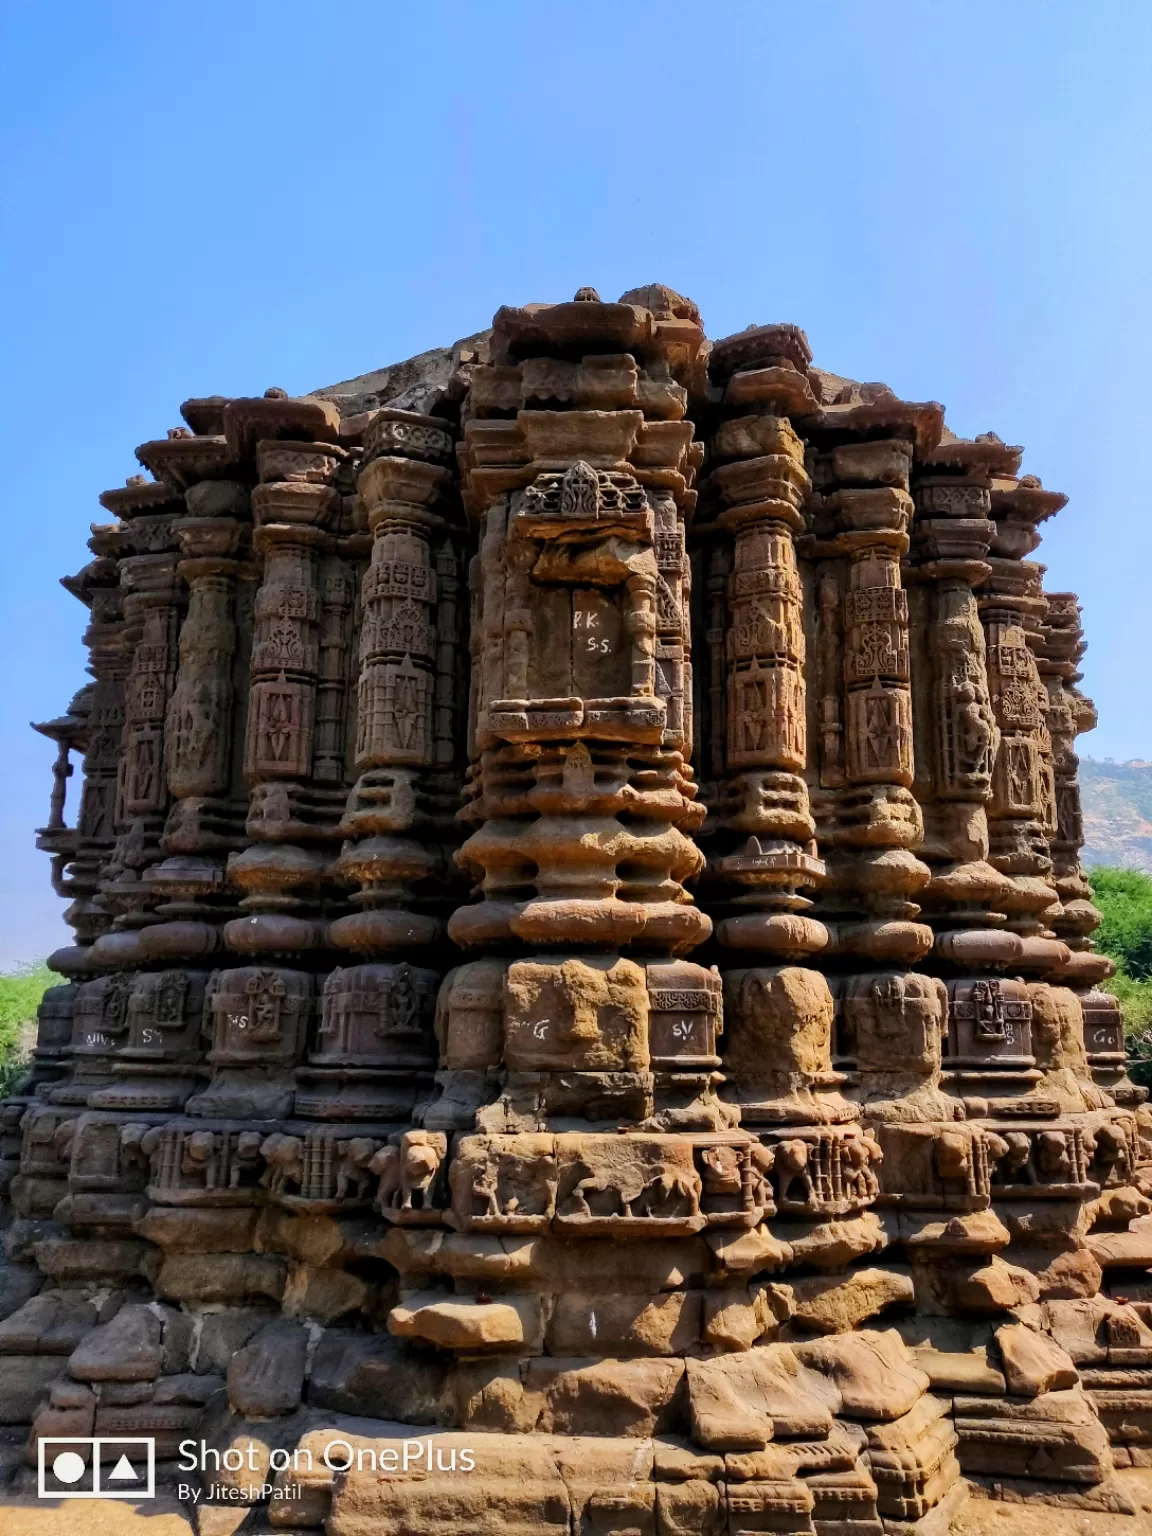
[{"x1": 4, "y1": 284, "x2": 1152, "y2": 1530}]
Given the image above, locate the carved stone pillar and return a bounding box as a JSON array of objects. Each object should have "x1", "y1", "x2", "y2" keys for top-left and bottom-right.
[
  {"x1": 220, "y1": 394, "x2": 345, "y2": 957},
  {"x1": 981, "y1": 560, "x2": 1065, "y2": 967},
  {"x1": 907, "y1": 455, "x2": 1013, "y2": 972},
  {"x1": 1039, "y1": 592, "x2": 1144, "y2": 1112},
  {"x1": 50, "y1": 529, "x2": 132, "y2": 974},
  {"x1": 138, "y1": 502, "x2": 252, "y2": 963},
  {"x1": 80, "y1": 552, "x2": 183, "y2": 972},
  {"x1": 696, "y1": 383, "x2": 826, "y2": 962},
  {"x1": 1038, "y1": 592, "x2": 1108, "y2": 973},
  {"x1": 332, "y1": 410, "x2": 457, "y2": 954},
  {"x1": 837, "y1": 510, "x2": 931, "y2": 961},
  {"x1": 32, "y1": 690, "x2": 91, "y2": 974},
  {"x1": 316, "y1": 409, "x2": 463, "y2": 1122}
]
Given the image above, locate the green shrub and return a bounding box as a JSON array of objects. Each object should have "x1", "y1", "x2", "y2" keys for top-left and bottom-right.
[
  {"x1": 1087, "y1": 867, "x2": 1152, "y2": 980},
  {"x1": 0, "y1": 962, "x2": 53, "y2": 1097},
  {"x1": 1088, "y1": 868, "x2": 1152, "y2": 1061}
]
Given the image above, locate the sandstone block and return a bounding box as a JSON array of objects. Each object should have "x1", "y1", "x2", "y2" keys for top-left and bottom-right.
[
  {"x1": 134, "y1": 1206, "x2": 259, "y2": 1253},
  {"x1": 156, "y1": 1252, "x2": 286, "y2": 1304},
  {"x1": 525, "y1": 1356, "x2": 685, "y2": 1437},
  {"x1": 0, "y1": 1354, "x2": 65, "y2": 1422},
  {"x1": 0, "y1": 1292, "x2": 96, "y2": 1354},
  {"x1": 954, "y1": 1256, "x2": 1042, "y2": 1313},
  {"x1": 791, "y1": 1329, "x2": 930, "y2": 1420},
  {"x1": 309, "y1": 1331, "x2": 449, "y2": 1423},
  {"x1": 388, "y1": 1291, "x2": 543, "y2": 1352},
  {"x1": 686, "y1": 1346, "x2": 833, "y2": 1450},
  {"x1": 449, "y1": 1358, "x2": 535, "y2": 1431},
  {"x1": 789, "y1": 1266, "x2": 914, "y2": 1334},
  {"x1": 227, "y1": 1318, "x2": 308, "y2": 1416},
  {"x1": 193, "y1": 1308, "x2": 272, "y2": 1374},
  {"x1": 995, "y1": 1322, "x2": 1079, "y2": 1396},
  {"x1": 547, "y1": 1289, "x2": 700, "y2": 1355},
  {"x1": 67, "y1": 1303, "x2": 162, "y2": 1382}
]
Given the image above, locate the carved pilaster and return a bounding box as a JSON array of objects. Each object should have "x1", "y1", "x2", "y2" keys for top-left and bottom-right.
[
  {"x1": 220, "y1": 396, "x2": 345, "y2": 957},
  {"x1": 695, "y1": 352, "x2": 825, "y2": 963}
]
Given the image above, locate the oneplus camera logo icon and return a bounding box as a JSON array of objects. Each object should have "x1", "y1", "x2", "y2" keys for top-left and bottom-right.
[{"x1": 38, "y1": 1437, "x2": 155, "y2": 1499}]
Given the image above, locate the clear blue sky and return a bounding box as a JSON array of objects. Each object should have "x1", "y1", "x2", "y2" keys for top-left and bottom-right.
[{"x1": 2, "y1": 1, "x2": 1150, "y2": 966}]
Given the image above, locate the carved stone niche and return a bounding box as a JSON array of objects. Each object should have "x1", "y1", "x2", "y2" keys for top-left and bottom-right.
[
  {"x1": 89, "y1": 969, "x2": 209, "y2": 1112},
  {"x1": 259, "y1": 1125, "x2": 388, "y2": 1212},
  {"x1": 482, "y1": 461, "x2": 665, "y2": 746},
  {"x1": 503, "y1": 956, "x2": 649, "y2": 1075},
  {"x1": 30, "y1": 982, "x2": 77, "y2": 1079},
  {"x1": 295, "y1": 963, "x2": 438, "y2": 1120},
  {"x1": 436, "y1": 960, "x2": 506, "y2": 1072},
  {"x1": 721, "y1": 965, "x2": 851, "y2": 1123},
  {"x1": 872, "y1": 1122, "x2": 1006, "y2": 1211},
  {"x1": 840, "y1": 972, "x2": 947, "y2": 1087},
  {"x1": 55, "y1": 1110, "x2": 157, "y2": 1231},
  {"x1": 942, "y1": 977, "x2": 1036, "y2": 1083},
  {"x1": 143, "y1": 1120, "x2": 268, "y2": 1206},
  {"x1": 12, "y1": 1103, "x2": 78, "y2": 1216},
  {"x1": 183, "y1": 966, "x2": 314, "y2": 1120},
  {"x1": 1082, "y1": 990, "x2": 1126, "y2": 1066},
  {"x1": 424, "y1": 960, "x2": 506, "y2": 1133},
  {"x1": 50, "y1": 973, "x2": 135, "y2": 1104},
  {"x1": 1081, "y1": 989, "x2": 1139, "y2": 1103},
  {"x1": 645, "y1": 961, "x2": 722, "y2": 1071}
]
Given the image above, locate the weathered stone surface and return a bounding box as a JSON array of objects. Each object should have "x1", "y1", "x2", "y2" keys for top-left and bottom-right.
[
  {"x1": 547, "y1": 1289, "x2": 700, "y2": 1356},
  {"x1": 156, "y1": 1253, "x2": 287, "y2": 1304},
  {"x1": 791, "y1": 1330, "x2": 931, "y2": 1420},
  {"x1": 996, "y1": 1322, "x2": 1080, "y2": 1397},
  {"x1": 154, "y1": 1371, "x2": 224, "y2": 1404},
  {"x1": 193, "y1": 1309, "x2": 272, "y2": 1374},
  {"x1": 1089, "y1": 1220, "x2": 1152, "y2": 1271},
  {"x1": 955, "y1": 1257, "x2": 1043, "y2": 1314},
  {"x1": 226, "y1": 1318, "x2": 308, "y2": 1416},
  {"x1": 67, "y1": 1303, "x2": 163, "y2": 1382},
  {"x1": 389, "y1": 1292, "x2": 544, "y2": 1353},
  {"x1": 0, "y1": 1265, "x2": 40, "y2": 1322},
  {"x1": 325, "y1": 1431, "x2": 571, "y2": 1536},
  {"x1": 686, "y1": 1346, "x2": 833, "y2": 1448},
  {"x1": 789, "y1": 1266, "x2": 915, "y2": 1334},
  {"x1": 0, "y1": 1292, "x2": 96, "y2": 1354},
  {"x1": 701, "y1": 1285, "x2": 784, "y2": 1352},
  {"x1": 309, "y1": 1331, "x2": 449, "y2": 1423},
  {"x1": 135, "y1": 1207, "x2": 259, "y2": 1254},
  {"x1": 0, "y1": 1355, "x2": 65, "y2": 1422},
  {"x1": 525, "y1": 1357, "x2": 685, "y2": 1437},
  {"x1": 954, "y1": 1387, "x2": 1113, "y2": 1484}
]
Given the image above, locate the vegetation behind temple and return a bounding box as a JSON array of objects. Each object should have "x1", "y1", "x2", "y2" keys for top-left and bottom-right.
[
  {"x1": 1089, "y1": 868, "x2": 1152, "y2": 1086},
  {"x1": 0, "y1": 874, "x2": 1150, "y2": 1089},
  {"x1": 0, "y1": 964, "x2": 52, "y2": 1097}
]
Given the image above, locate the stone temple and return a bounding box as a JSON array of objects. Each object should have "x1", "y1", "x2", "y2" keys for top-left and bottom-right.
[{"x1": 3, "y1": 284, "x2": 1152, "y2": 1529}]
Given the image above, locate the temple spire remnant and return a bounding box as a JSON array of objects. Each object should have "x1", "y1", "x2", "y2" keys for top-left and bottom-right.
[{"x1": 2, "y1": 286, "x2": 1148, "y2": 1527}]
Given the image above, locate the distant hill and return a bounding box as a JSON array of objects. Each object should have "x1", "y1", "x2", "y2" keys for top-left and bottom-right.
[{"x1": 1080, "y1": 758, "x2": 1152, "y2": 874}]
